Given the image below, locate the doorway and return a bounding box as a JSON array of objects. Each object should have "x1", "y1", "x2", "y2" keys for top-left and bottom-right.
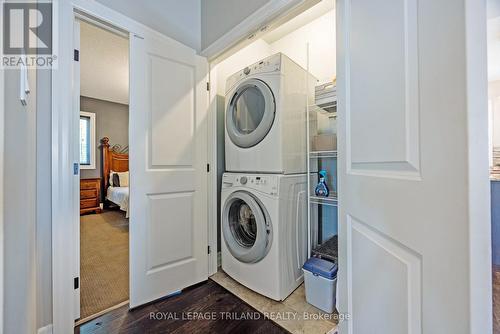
[
  {"x1": 76, "y1": 17, "x2": 130, "y2": 321},
  {"x1": 209, "y1": 2, "x2": 338, "y2": 332},
  {"x1": 61, "y1": 4, "x2": 211, "y2": 330}
]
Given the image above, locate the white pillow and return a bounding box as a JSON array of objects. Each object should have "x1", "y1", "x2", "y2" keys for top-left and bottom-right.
[{"x1": 118, "y1": 171, "x2": 129, "y2": 187}]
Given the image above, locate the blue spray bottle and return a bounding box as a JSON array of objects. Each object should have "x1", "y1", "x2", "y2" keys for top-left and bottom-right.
[{"x1": 315, "y1": 170, "x2": 330, "y2": 197}]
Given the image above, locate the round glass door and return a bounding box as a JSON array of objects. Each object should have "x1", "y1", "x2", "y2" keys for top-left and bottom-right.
[
  {"x1": 228, "y1": 199, "x2": 257, "y2": 247},
  {"x1": 226, "y1": 79, "x2": 275, "y2": 148},
  {"x1": 222, "y1": 191, "x2": 272, "y2": 263}
]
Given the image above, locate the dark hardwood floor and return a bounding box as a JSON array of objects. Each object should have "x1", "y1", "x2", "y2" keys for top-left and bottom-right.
[{"x1": 75, "y1": 280, "x2": 288, "y2": 334}]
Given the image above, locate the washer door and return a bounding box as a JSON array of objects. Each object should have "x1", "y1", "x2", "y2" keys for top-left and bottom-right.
[
  {"x1": 222, "y1": 191, "x2": 272, "y2": 263},
  {"x1": 226, "y1": 78, "x2": 276, "y2": 148}
]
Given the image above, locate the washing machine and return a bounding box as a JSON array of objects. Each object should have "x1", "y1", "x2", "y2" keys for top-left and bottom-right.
[
  {"x1": 225, "y1": 53, "x2": 316, "y2": 174},
  {"x1": 220, "y1": 172, "x2": 308, "y2": 301}
]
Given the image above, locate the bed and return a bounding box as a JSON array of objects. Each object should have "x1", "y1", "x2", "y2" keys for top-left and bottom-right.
[{"x1": 101, "y1": 137, "x2": 130, "y2": 218}]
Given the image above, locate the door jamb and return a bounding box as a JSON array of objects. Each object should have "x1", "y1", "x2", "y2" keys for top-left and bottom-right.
[
  {"x1": 207, "y1": 64, "x2": 218, "y2": 275},
  {"x1": 52, "y1": 2, "x2": 131, "y2": 333},
  {"x1": 0, "y1": 1, "x2": 5, "y2": 331},
  {"x1": 464, "y1": 0, "x2": 492, "y2": 331},
  {"x1": 52, "y1": 1, "x2": 208, "y2": 333}
]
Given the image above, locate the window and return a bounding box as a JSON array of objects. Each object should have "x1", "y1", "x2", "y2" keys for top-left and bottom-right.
[{"x1": 80, "y1": 111, "x2": 96, "y2": 169}]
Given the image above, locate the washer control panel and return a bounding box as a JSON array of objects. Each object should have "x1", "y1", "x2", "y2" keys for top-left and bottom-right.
[
  {"x1": 226, "y1": 53, "x2": 282, "y2": 92},
  {"x1": 222, "y1": 173, "x2": 278, "y2": 195}
]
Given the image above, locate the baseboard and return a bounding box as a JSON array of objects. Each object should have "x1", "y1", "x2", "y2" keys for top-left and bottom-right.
[{"x1": 37, "y1": 324, "x2": 53, "y2": 334}]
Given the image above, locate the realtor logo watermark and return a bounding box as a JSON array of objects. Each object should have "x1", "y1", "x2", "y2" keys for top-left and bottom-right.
[{"x1": 1, "y1": 1, "x2": 57, "y2": 68}]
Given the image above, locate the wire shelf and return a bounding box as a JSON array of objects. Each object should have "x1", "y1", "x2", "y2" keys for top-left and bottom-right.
[
  {"x1": 310, "y1": 195, "x2": 338, "y2": 207},
  {"x1": 312, "y1": 235, "x2": 338, "y2": 263},
  {"x1": 309, "y1": 150, "x2": 337, "y2": 158},
  {"x1": 309, "y1": 102, "x2": 337, "y2": 113}
]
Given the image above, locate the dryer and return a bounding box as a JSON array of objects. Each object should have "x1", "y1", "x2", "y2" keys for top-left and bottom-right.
[
  {"x1": 224, "y1": 53, "x2": 316, "y2": 174},
  {"x1": 220, "y1": 172, "x2": 308, "y2": 301}
]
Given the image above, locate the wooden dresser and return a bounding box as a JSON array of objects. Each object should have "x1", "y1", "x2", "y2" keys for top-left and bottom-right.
[{"x1": 80, "y1": 178, "x2": 101, "y2": 215}]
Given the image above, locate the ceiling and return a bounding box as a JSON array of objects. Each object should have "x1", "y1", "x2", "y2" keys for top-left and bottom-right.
[
  {"x1": 94, "y1": 0, "x2": 201, "y2": 51},
  {"x1": 80, "y1": 20, "x2": 129, "y2": 105}
]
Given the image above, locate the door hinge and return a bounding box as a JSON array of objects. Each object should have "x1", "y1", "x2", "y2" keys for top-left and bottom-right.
[
  {"x1": 206, "y1": 82, "x2": 210, "y2": 91},
  {"x1": 208, "y1": 246, "x2": 211, "y2": 254},
  {"x1": 74, "y1": 277, "x2": 79, "y2": 289},
  {"x1": 207, "y1": 164, "x2": 210, "y2": 173},
  {"x1": 73, "y1": 163, "x2": 79, "y2": 175},
  {"x1": 74, "y1": 49, "x2": 79, "y2": 61}
]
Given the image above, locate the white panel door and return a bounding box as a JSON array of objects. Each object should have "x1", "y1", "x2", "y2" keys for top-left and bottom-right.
[
  {"x1": 336, "y1": 0, "x2": 491, "y2": 333},
  {"x1": 129, "y1": 32, "x2": 209, "y2": 308}
]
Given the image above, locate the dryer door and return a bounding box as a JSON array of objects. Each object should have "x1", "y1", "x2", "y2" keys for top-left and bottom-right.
[
  {"x1": 222, "y1": 191, "x2": 272, "y2": 263},
  {"x1": 226, "y1": 78, "x2": 275, "y2": 148}
]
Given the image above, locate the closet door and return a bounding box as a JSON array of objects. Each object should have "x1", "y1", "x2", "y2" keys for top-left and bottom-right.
[
  {"x1": 129, "y1": 31, "x2": 209, "y2": 308},
  {"x1": 336, "y1": 0, "x2": 491, "y2": 333}
]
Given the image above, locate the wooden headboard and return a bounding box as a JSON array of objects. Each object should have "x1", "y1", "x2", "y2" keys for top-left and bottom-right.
[{"x1": 101, "y1": 137, "x2": 129, "y2": 189}]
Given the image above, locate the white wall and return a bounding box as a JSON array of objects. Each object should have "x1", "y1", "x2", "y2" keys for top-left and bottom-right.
[
  {"x1": 215, "y1": 9, "x2": 336, "y2": 96},
  {"x1": 4, "y1": 68, "x2": 38, "y2": 334},
  {"x1": 3, "y1": 68, "x2": 53, "y2": 333},
  {"x1": 268, "y1": 10, "x2": 336, "y2": 83},
  {"x1": 95, "y1": 0, "x2": 201, "y2": 51}
]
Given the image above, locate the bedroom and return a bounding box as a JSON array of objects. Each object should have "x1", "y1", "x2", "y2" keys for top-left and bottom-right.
[{"x1": 77, "y1": 18, "x2": 130, "y2": 321}]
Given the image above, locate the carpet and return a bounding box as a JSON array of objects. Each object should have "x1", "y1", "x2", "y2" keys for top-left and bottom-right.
[{"x1": 80, "y1": 210, "x2": 129, "y2": 319}]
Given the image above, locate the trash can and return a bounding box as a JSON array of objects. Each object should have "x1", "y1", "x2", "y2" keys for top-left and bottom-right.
[{"x1": 302, "y1": 257, "x2": 338, "y2": 313}]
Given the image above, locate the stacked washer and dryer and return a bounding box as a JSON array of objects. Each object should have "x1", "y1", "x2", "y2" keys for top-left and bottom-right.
[{"x1": 221, "y1": 53, "x2": 315, "y2": 301}]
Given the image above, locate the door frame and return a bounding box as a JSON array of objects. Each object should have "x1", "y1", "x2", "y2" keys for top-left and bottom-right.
[
  {"x1": 51, "y1": 1, "x2": 215, "y2": 333},
  {"x1": 464, "y1": 0, "x2": 492, "y2": 331},
  {"x1": 0, "y1": 2, "x2": 4, "y2": 332}
]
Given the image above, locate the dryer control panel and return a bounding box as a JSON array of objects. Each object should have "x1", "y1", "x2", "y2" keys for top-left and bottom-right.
[
  {"x1": 226, "y1": 53, "x2": 282, "y2": 92},
  {"x1": 222, "y1": 173, "x2": 279, "y2": 195}
]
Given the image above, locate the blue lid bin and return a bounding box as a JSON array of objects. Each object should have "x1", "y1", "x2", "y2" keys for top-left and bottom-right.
[{"x1": 302, "y1": 258, "x2": 338, "y2": 313}]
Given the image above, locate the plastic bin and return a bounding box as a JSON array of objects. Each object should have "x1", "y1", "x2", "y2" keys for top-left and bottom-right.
[{"x1": 303, "y1": 257, "x2": 337, "y2": 313}]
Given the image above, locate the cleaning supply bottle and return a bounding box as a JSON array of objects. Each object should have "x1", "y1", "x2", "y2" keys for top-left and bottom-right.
[{"x1": 315, "y1": 170, "x2": 330, "y2": 197}]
